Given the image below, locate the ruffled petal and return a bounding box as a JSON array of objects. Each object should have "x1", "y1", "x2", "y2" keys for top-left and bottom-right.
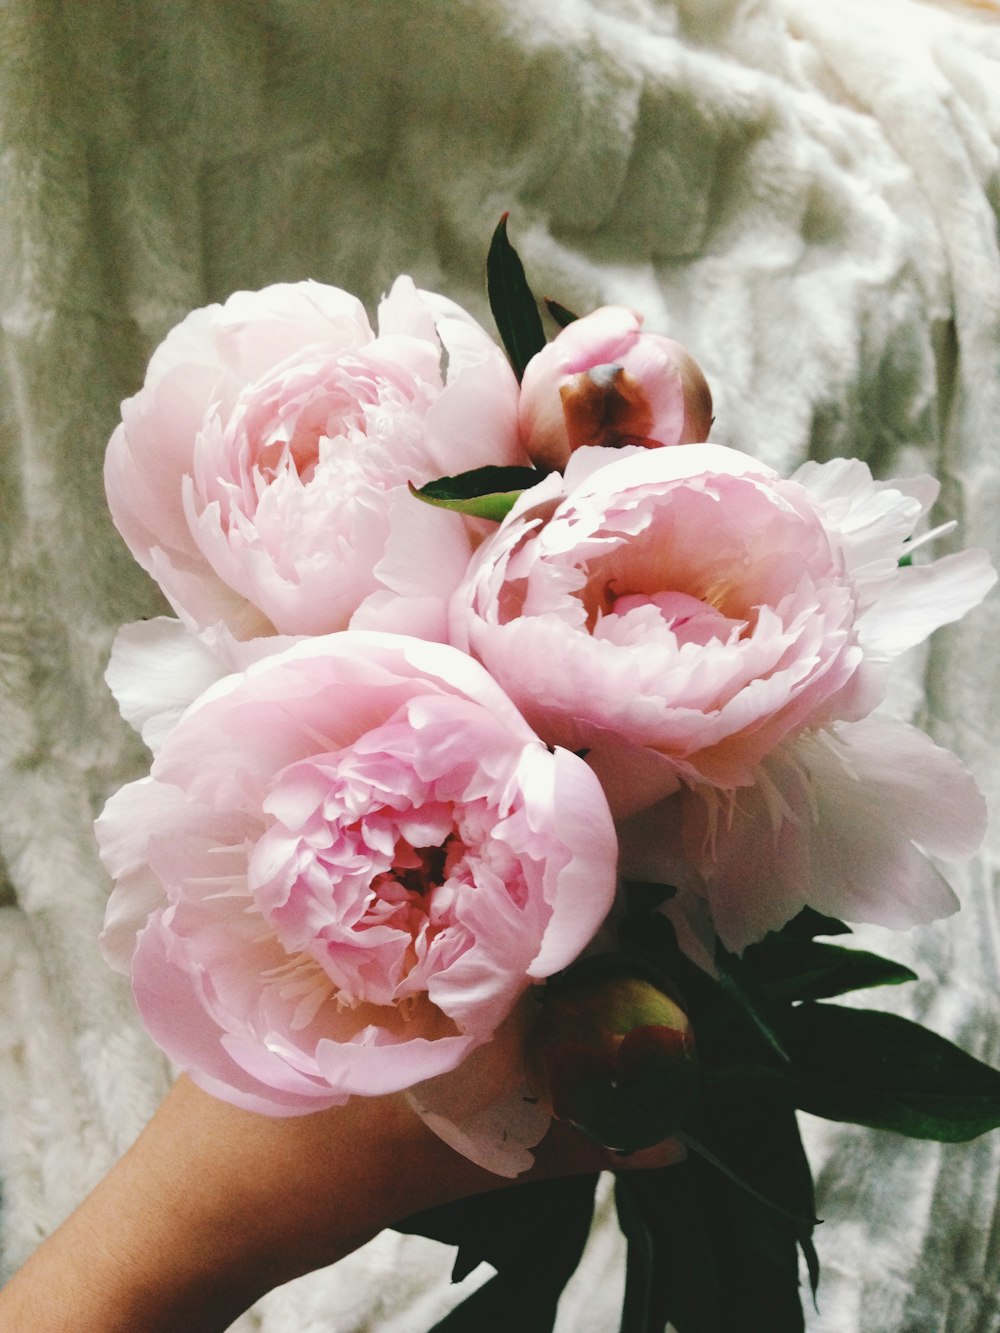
[{"x1": 685, "y1": 717, "x2": 986, "y2": 952}]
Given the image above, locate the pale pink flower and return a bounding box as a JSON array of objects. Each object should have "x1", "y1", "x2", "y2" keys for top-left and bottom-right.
[
  {"x1": 105, "y1": 278, "x2": 523, "y2": 642},
  {"x1": 96, "y1": 633, "x2": 617, "y2": 1174},
  {"x1": 518, "y1": 306, "x2": 712, "y2": 472},
  {"x1": 451, "y1": 445, "x2": 995, "y2": 951}
]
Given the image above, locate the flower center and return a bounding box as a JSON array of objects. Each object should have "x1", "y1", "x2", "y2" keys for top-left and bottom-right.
[
  {"x1": 372, "y1": 835, "x2": 458, "y2": 899},
  {"x1": 246, "y1": 382, "x2": 370, "y2": 486},
  {"x1": 246, "y1": 751, "x2": 498, "y2": 1013},
  {"x1": 605, "y1": 589, "x2": 748, "y2": 646}
]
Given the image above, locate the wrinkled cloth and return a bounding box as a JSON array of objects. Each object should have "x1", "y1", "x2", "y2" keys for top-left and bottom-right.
[{"x1": 0, "y1": 1, "x2": 998, "y2": 1330}]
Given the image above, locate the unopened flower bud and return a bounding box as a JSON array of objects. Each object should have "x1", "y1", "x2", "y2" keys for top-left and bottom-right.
[
  {"x1": 528, "y1": 960, "x2": 698, "y2": 1153},
  {"x1": 519, "y1": 306, "x2": 712, "y2": 471}
]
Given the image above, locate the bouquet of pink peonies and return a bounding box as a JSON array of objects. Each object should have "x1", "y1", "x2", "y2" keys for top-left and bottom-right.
[{"x1": 97, "y1": 219, "x2": 1000, "y2": 1331}]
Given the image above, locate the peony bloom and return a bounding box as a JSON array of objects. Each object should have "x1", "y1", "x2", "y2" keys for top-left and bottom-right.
[
  {"x1": 96, "y1": 633, "x2": 618, "y2": 1175},
  {"x1": 518, "y1": 306, "x2": 712, "y2": 472},
  {"x1": 450, "y1": 445, "x2": 995, "y2": 951},
  {"x1": 105, "y1": 278, "x2": 524, "y2": 642}
]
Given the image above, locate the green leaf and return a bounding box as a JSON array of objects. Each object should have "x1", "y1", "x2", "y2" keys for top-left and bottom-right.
[
  {"x1": 545, "y1": 296, "x2": 580, "y2": 328},
  {"x1": 714, "y1": 944, "x2": 791, "y2": 1064},
  {"x1": 615, "y1": 1175, "x2": 656, "y2": 1333},
  {"x1": 690, "y1": 1079, "x2": 819, "y2": 1308},
  {"x1": 487, "y1": 213, "x2": 547, "y2": 380},
  {"x1": 409, "y1": 465, "x2": 542, "y2": 521},
  {"x1": 617, "y1": 910, "x2": 726, "y2": 1025},
  {"x1": 788, "y1": 1003, "x2": 1000, "y2": 1141},
  {"x1": 616, "y1": 1080, "x2": 818, "y2": 1333},
  {"x1": 675, "y1": 1130, "x2": 817, "y2": 1232},
  {"x1": 622, "y1": 880, "x2": 677, "y2": 915},
  {"x1": 748, "y1": 939, "x2": 917, "y2": 1005},
  {"x1": 616, "y1": 1166, "x2": 724, "y2": 1333},
  {"x1": 395, "y1": 1174, "x2": 599, "y2": 1331},
  {"x1": 778, "y1": 908, "x2": 851, "y2": 940}
]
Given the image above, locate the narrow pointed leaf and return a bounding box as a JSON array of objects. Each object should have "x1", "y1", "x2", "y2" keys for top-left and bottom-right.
[
  {"x1": 487, "y1": 213, "x2": 547, "y2": 379},
  {"x1": 749, "y1": 940, "x2": 917, "y2": 1005},
  {"x1": 616, "y1": 1080, "x2": 817, "y2": 1333},
  {"x1": 676, "y1": 1130, "x2": 817, "y2": 1231},
  {"x1": 421, "y1": 1175, "x2": 598, "y2": 1332},
  {"x1": 779, "y1": 908, "x2": 851, "y2": 940},
  {"x1": 396, "y1": 1174, "x2": 598, "y2": 1331},
  {"x1": 545, "y1": 296, "x2": 580, "y2": 328},
  {"x1": 616, "y1": 1165, "x2": 724, "y2": 1333},
  {"x1": 788, "y1": 1004, "x2": 1000, "y2": 1140},
  {"x1": 686, "y1": 1079, "x2": 818, "y2": 1321},
  {"x1": 623, "y1": 880, "x2": 677, "y2": 915},
  {"x1": 714, "y1": 944, "x2": 791, "y2": 1063},
  {"x1": 409, "y1": 465, "x2": 541, "y2": 521},
  {"x1": 615, "y1": 1176, "x2": 656, "y2": 1333}
]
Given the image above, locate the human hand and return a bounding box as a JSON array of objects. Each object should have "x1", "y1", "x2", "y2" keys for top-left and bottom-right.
[{"x1": 0, "y1": 1075, "x2": 681, "y2": 1333}]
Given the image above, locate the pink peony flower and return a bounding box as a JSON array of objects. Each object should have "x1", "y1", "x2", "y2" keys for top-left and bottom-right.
[
  {"x1": 96, "y1": 633, "x2": 618, "y2": 1174},
  {"x1": 518, "y1": 306, "x2": 713, "y2": 472},
  {"x1": 105, "y1": 278, "x2": 524, "y2": 642},
  {"x1": 450, "y1": 445, "x2": 995, "y2": 951}
]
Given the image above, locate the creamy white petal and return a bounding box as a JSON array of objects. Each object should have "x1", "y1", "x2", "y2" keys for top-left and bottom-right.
[{"x1": 858, "y1": 548, "x2": 997, "y2": 659}]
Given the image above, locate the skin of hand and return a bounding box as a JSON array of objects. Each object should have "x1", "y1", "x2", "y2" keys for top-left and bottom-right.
[{"x1": 0, "y1": 1075, "x2": 681, "y2": 1333}]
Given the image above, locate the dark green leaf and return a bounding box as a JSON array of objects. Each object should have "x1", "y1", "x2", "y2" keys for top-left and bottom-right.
[
  {"x1": 778, "y1": 908, "x2": 851, "y2": 940},
  {"x1": 801, "y1": 1227, "x2": 821, "y2": 1307},
  {"x1": 616, "y1": 1165, "x2": 724, "y2": 1333},
  {"x1": 691, "y1": 1079, "x2": 819, "y2": 1313},
  {"x1": 623, "y1": 880, "x2": 677, "y2": 915},
  {"x1": 617, "y1": 911, "x2": 725, "y2": 1023},
  {"x1": 487, "y1": 213, "x2": 547, "y2": 379},
  {"x1": 409, "y1": 465, "x2": 542, "y2": 521},
  {"x1": 676, "y1": 1130, "x2": 816, "y2": 1231},
  {"x1": 615, "y1": 1175, "x2": 655, "y2": 1333},
  {"x1": 395, "y1": 1174, "x2": 598, "y2": 1331},
  {"x1": 714, "y1": 945, "x2": 791, "y2": 1063},
  {"x1": 545, "y1": 297, "x2": 580, "y2": 328},
  {"x1": 703, "y1": 1062, "x2": 795, "y2": 1090},
  {"x1": 788, "y1": 1003, "x2": 1000, "y2": 1140},
  {"x1": 749, "y1": 940, "x2": 916, "y2": 1005},
  {"x1": 616, "y1": 1080, "x2": 817, "y2": 1333}
]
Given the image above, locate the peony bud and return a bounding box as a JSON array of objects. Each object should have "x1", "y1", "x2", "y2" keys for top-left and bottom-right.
[
  {"x1": 528, "y1": 960, "x2": 698, "y2": 1153},
  {"x1": 518, "y1": 306, "x2": 712, "y2": 471}
]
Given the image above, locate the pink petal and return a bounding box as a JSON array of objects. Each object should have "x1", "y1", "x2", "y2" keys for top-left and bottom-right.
[{"x1": 132, "y1": 913, "x2": 342, "y2": 1115}]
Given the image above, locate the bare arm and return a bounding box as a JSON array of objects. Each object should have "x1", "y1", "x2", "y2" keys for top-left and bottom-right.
[{"x1": 0, "y1": 1076, "x2": 679, "y2": 1333}]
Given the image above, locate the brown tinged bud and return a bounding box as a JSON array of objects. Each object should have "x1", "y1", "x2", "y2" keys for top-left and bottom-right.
[
  {"x1": 559, "y1": 363, "x2": 655, "y2": 451},
  {"x1": 518, "y1": 305, "x2": 713, "y2": 472},
  {"x1": 527, "y1": 959, "x2": 698, "y2": 1154}
]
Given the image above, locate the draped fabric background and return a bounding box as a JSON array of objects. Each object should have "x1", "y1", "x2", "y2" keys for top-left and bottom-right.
[{"x1": 1, "y1": 1, "x2": 998, "y2": 1328}]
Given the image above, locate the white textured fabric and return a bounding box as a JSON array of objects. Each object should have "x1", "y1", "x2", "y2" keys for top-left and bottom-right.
[{"x1": 0, "y1": 1, "x2": 998, "y2": 1329}]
